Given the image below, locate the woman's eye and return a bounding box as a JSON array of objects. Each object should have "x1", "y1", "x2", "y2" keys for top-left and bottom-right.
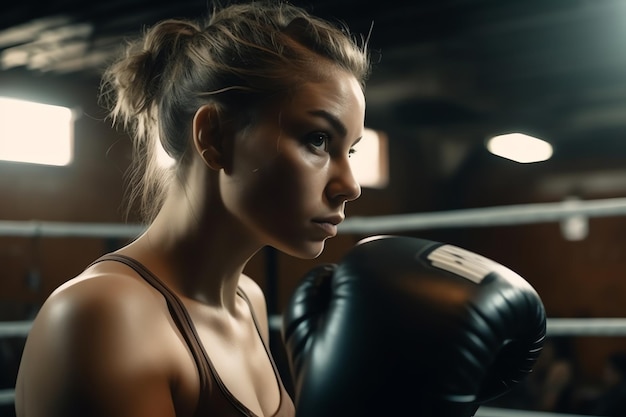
[
  {"x1": 306, "y1": 132, "x2": 330, "y2": 152},
  {"x1": 349, "y1": 147, "x2": 357, "y2": 158}
]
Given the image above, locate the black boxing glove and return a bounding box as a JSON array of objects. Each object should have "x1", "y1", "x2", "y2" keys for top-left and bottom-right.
[{"x1": 281, "y1": 235, "x2": 546, "y2": 417}]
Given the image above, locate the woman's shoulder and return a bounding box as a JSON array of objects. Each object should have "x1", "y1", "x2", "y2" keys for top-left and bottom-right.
[
  {"x1": 30, "y1": 258, "x2": 173, "y2": 352},
  {"x1": 16, "y1": 260, "x2": 186, "y2": 417},
  {"x1": 48, "y1": 259, "x2": 165, "y2": 317}
]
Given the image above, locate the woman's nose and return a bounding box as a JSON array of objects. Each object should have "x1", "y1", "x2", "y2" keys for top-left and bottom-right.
[{"x1": 327, "y1": 157, "x2": 362, "y2": 203}]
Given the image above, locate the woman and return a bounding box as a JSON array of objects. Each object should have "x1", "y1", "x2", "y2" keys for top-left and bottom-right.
[{"x1": 14, "y1": 2, "x2": 370, "y2": 416}]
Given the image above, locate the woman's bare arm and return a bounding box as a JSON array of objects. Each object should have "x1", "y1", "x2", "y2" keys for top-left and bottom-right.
[{"x1": 15, "y1": 273, "x2": 180, "y2": 417}]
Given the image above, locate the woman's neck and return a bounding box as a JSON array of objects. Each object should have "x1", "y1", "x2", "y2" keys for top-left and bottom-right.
[{"x1": 120, "y1": 169, "x2": 262, "y2": 311}]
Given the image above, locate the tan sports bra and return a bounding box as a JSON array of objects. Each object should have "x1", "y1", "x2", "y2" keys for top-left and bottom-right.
[{"x1": 90, "y1": 253, "x2": 295, "y2": 417}]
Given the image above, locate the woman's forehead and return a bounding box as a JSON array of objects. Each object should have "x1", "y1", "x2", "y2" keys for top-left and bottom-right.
[{"x1": 277, "y1": 72, "x2": 365, "y2": 122}]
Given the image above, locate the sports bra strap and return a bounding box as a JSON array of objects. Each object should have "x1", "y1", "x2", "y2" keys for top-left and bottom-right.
[
  {"x1": 89, "y1": 253, "x2": 213, "y2": 413},
  {"x1": 88, "y1": 253, "x2": 294, "y2": 417}
]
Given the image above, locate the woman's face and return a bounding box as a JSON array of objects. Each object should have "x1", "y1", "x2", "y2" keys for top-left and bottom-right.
[{"x1": 220, "y1": 68, "x2": 365, "y2": 258}]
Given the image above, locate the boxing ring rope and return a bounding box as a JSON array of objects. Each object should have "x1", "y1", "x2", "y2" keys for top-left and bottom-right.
[
  {"x1": 2, "y1": 198, "x2": 626, "y2": 414},
  {"x1": 0, "y1": 220, "x2": 144, "y2": 238},
  {"x1": 3, "y1": 317, "x2": 626, "y2": 338},
  {"x1": 1, "y1": 196, "x2": 626, "y2": 238},
  {"x1": 0, "y1": 321, "x2": 31, "y2": 338},
  {"x1": 339, "y1": 196, "x2": 626, "y2": 234},
  {"x1": 0, "y1": 390, "x2": 15, "y2": 407},
  {"x1": 476, "y1": 408, "x2": 594, "y2": 417}
]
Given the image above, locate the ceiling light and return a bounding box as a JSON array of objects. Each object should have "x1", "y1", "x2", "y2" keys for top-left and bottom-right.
[{"x1": 486, "y1": 133, "x2": 553, "y2": 163}]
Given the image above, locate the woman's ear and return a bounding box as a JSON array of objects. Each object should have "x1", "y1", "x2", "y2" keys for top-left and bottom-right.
[{"x1": 193, "y1": 104, "x2": 224, "y2": 171}]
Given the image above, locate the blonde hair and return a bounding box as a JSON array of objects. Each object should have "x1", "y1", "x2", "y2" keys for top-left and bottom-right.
[{"x1": 100, "y1": 1, "x2": 370, "y2": 222}]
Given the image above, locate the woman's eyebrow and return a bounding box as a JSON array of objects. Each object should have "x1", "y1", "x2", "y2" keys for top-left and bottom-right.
[{"x1": 308, "y1": 109, "x2": 347, "y2": 137}]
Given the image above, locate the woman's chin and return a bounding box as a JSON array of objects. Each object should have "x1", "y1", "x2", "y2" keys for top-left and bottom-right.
[{"x1": 277, "y1": 240, "x2": 327, "y2": 260}]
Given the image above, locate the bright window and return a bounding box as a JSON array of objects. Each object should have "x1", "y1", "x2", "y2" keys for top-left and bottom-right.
[
  {"x1": 352, "y1": 128, "x2": 389, "y2": 188},
  {"x1": 0, "y1": 97, "x2": 74, "y2": 166}
]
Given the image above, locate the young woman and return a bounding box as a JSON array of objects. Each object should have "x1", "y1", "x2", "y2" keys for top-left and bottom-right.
[{"x1": 14, "y1": 2, "x2": 370, "y2": 416}]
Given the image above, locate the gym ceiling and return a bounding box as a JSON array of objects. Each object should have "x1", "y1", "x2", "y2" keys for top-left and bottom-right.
[{"x1": 2, "y1": 0, "x2": 626, "y2": 199}]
